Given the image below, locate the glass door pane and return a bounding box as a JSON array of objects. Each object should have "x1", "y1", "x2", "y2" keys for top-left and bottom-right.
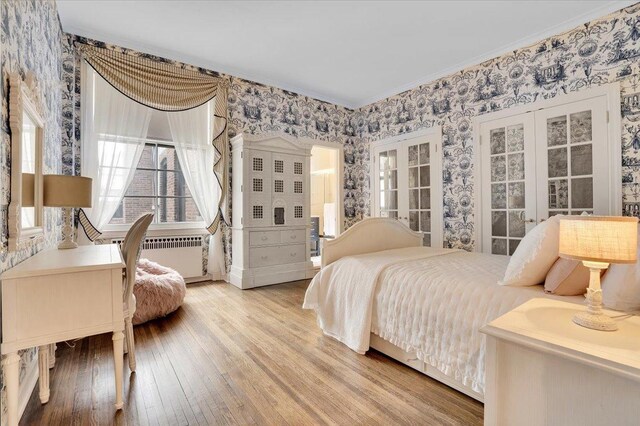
[
  {"x1": 488, "y1": 125, "x2": 527, "y2": 255},
  {"x1": 481, "y1": 113, "x2": 536, "y2": 255},
  {"x1": 535, "y1": 97, "x2": 609, "y2": 219},
  {"x1": 406, "y1": 141, "x2": 432, "y2": 246},
  {"x1": 378, "y1": 149, "x2": 398, "y2": 219}
]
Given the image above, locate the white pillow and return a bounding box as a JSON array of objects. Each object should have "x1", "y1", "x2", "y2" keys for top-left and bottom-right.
[
  {"x1": 602, "y1": 225, "x2": 640, "y2": 312},
  {"x1": 499, "y1": 216, "x2": 561, "y2": 287}
]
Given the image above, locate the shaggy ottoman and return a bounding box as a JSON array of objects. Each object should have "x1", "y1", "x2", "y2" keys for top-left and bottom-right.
[{"x1": 132, "y1": 258, "x2": 186, "y2": 325}]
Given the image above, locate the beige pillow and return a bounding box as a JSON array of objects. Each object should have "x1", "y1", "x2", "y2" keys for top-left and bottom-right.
[
  {"x1": 602, "y1": 225, "x2": 640, "y2": 312},
  {"x1": 544, "y1": 258, "x2": 590, "y2": 296}
]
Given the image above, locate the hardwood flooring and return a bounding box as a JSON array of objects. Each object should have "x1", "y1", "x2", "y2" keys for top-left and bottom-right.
[{"x1": 21, "y1": 280, "x2": 483, "y2": 425}]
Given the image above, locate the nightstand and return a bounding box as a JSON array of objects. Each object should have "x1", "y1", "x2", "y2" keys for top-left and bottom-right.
[{"x1": 481, "y1": 298, "x2": 640, "y2": 426}]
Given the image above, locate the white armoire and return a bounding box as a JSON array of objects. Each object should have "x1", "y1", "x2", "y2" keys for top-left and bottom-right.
[{"x1": 230, "y1": 132, "x2": 314, "y2": 289}]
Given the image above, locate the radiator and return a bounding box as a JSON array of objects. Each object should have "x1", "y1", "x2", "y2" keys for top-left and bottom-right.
[{"x1": 111, "y1": 235, "x2": 207, "y2": 281}]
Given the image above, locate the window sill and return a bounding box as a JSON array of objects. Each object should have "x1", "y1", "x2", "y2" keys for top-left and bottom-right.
[{"x1": 99, "y1": 224, "x2": 208, "y2": 241}]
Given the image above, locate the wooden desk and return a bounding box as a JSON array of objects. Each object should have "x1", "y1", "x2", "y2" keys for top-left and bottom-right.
[
  {"x1": 1, "y1": 245, "x2": 125, "y2": 426},
  {"x1": 481, "y1": 298, "x2": 640, "y2": 426}
]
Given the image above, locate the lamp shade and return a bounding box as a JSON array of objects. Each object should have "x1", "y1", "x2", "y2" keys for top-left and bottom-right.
[
  {"x1": 43, "y1": 175, "x2": 92, "y2": 208},
  {"x1": 559, "y1": 216, "x2": 638, "y2": 264}
]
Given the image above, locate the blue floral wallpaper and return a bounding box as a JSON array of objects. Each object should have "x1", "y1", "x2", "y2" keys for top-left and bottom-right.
[
  {"x1": 1, "y1": 0, "x2": 65, "y2": 420},
  {"x1": 357, "y1": 3, "x2": 640, "y2": 251}
]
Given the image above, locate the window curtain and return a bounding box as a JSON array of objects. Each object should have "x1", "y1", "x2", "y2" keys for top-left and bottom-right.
[
  {"x1": 78, "y1": 44, "x2": 229, "y2": 236},
  {"x1": 167, "y1": 102, "x2": 225, "y2": 277},
  {"x1": 77, "y1": 62, "x2": 152, "y2": 244}
]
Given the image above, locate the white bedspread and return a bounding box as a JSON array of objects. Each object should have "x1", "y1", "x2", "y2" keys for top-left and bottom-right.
[
  {"x1": 304, "y1": 247, "x2": 584, "y2": 395},
  {"x1": 303, "y1": 247, "x2": 458, "y2": 353}
]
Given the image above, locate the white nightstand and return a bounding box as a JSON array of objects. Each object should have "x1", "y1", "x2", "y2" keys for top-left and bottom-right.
[{"x1": 481, "y1": 298, "x2": 640, "y2": 426}]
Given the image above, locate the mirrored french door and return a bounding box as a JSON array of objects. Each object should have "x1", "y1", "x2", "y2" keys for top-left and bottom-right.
[
  {"x1": 480, "y1": 95, "x2": 611, "y2": 255},
  {"x1": 373, "y1": 132, "x2": 442, "y2": 247}
]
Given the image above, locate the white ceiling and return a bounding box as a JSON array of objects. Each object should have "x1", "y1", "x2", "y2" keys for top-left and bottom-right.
[{"x1": 57, "y1": 1, "x2": 634, "y2": 109}]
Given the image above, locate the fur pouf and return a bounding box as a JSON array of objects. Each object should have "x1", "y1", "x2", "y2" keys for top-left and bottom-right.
[{"x1": 132, "y1": 258, "x2": 186, "y2": 325}]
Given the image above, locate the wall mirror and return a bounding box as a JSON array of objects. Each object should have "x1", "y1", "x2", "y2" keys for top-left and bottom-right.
[{"x1": 8, "y1": 72, "x2": 45, "y2": 251}]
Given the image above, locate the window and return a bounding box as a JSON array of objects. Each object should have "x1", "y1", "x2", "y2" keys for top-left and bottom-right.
[
  {"x1": 110, "y1": 143, "x2": 202, "y2": 225},
  {"x1": 274, "y1": 179, "x2": 284, "y2": 193},
  {"x1": 253, "y1": 178, "x2": 263, "y2": 192},
  {"x1": 253, "y1": 205, "x2": 263, "y2": 219},
  {"x1": 274, "y1": 159, "x2": 284, "y2": 173},
  {"x1": 294, "y1": 205, "x2": 303, "y2": 218},
  {"x1": 294, "y1": 162, "x2": 303, "y2": 175},
  {"x1": 294, "y1": 181, "x2": 303, "y2": 194},
  {"x1": 253, "y1": 157, "x2": 263, "y2": 172}
]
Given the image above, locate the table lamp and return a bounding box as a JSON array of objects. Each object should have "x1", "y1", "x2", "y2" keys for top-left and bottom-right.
[
  {"x1": 43, "y1": 175, "x2": 92, "y2": 249},
  {"x1": 559, "y1": 216, "x2": 638, "y2": 331}
]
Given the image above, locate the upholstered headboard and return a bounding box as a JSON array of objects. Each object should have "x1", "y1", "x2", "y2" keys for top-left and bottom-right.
[{"x1": 321, "y1": 218, "x2": 422, "y2": 268}]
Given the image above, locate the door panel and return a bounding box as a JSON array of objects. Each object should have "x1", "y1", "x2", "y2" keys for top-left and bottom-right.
[
  {"x1": 373, "y1": 132, "x2": 442, "y2": 247},
  {"x1": 405, "y1": 137, "x2": 435, "y2": 246},
  {"x1": 377, "y1": 149, "x2": 399, "y2": 219},
  {"x1": 535, "y1": 97, "x2": 609, "y2": 219},
  {"x1": 481, "y1": 115, "x2": 537, "y2": 255}
]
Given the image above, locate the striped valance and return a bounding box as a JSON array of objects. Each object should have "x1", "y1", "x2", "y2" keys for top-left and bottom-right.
[{"x1": 78, "y1": 44, "x2": 230, "y2": 236}]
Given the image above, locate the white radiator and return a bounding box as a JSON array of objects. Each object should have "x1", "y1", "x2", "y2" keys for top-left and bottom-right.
[{"x1": 111, "y1": 235, "x2": 207, "y2": 282}]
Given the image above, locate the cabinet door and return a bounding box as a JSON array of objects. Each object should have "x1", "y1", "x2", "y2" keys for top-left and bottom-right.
[
  {"x1": 246, "y1": 150, "x2": 271, "y2": 227},
  {"x1": 535, "y1": 97, "x2": 609, "y2": 218},
  {"x1": 372, "y1": 132, "x2": 442, "y2": 247},
  {"x1": 480, "y1": 114, "x2": 537, "y2": 255}
]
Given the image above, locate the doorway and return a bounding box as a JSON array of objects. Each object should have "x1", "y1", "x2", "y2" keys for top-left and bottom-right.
[{"x1": 310, "y1": 145, "x2": 342, "y2": 267}]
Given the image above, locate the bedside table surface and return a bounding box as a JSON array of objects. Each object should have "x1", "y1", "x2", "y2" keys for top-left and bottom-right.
[{"x1": 481, "y1": 298, "x2": 640, "y2": 379}]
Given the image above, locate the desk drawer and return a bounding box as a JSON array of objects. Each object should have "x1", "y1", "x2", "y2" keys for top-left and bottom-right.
[
  {"x1": 249, "y1": 231, "x2": 280, "y2": 247},
  {"x1": 2, "y1": 270, "x2": 119, "y2": 345},
  {"x1": 280, "y1": 229, "x2": 306, "y2": 244}
]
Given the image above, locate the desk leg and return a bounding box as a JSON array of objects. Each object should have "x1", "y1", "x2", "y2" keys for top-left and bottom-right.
[
  {"x1": 48, "y1": 343, "x2": 56, "y2": 369},
  {"x1": 2, "y1": 352, "x2": 20, "y2": 426},
  {"x1": 112, "y1": 331, "x2": 124, "y2": 410},
  {"x1": 38, "y1": 345, "x2": 50, "y2": 403}
]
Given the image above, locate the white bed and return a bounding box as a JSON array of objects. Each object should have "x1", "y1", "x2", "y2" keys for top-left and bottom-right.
[{"x1": 303, "y1": 218, "x2": 584, "y2": 402}]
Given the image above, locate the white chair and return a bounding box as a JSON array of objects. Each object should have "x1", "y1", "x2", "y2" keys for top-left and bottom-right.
[{"x1": 120, "y1": 213, "x2": 153, "y2": 372}]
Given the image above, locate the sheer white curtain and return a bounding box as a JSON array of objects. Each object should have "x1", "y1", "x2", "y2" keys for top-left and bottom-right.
[
  {"x1": 78, "y1": 62, "x2": 152, "y2": 244},
  {"x1": 167, "y1": 102, "x2": 225, "y2": 277}
]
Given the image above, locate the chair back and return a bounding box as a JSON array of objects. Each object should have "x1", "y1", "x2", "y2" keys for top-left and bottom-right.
[{"x1": 122, "y1": 213, "x2": 154, "y2": 307}]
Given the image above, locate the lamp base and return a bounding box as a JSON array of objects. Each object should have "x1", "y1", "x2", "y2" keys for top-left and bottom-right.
[
  {"x1": 57, "y1": 207, "x2": 78, "y2": 250},
  {"x1": 572, "y1": 311, "x2": 618, "y2": 331},
  {"x1": 57, "y1": 239, "x2": 78, "y2": 250}
]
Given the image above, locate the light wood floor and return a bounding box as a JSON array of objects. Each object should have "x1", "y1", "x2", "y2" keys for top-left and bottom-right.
[{"x1": 21, "y1": 280, "x2": 483, "y2": 425}]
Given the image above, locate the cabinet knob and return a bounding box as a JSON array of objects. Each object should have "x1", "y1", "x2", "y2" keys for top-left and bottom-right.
[{"x1": 261, "y1": 236, "x2": 268, "y2": 241}]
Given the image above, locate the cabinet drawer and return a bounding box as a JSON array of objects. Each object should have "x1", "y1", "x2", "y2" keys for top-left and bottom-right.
[
  {"x1": 249, "y1": 247, "x2": 280, "y2": 268},
  {"x1": 249, "y1": 231, "x2": 281, "y2": 247},
  {"x1": 280, "y1": 229, "x2": 306, "y2": 244},
  {"x1": 278, "y1": 244, "x2": 306, "y2": 265}
]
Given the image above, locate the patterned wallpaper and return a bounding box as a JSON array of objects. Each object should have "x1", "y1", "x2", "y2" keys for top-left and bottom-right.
[
  {"x1": 357, "y1": 3, "x2": 640, "y2": 250},
  {"x1": 1, "y1": 0, "x2": 65, "y2": 421}
]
